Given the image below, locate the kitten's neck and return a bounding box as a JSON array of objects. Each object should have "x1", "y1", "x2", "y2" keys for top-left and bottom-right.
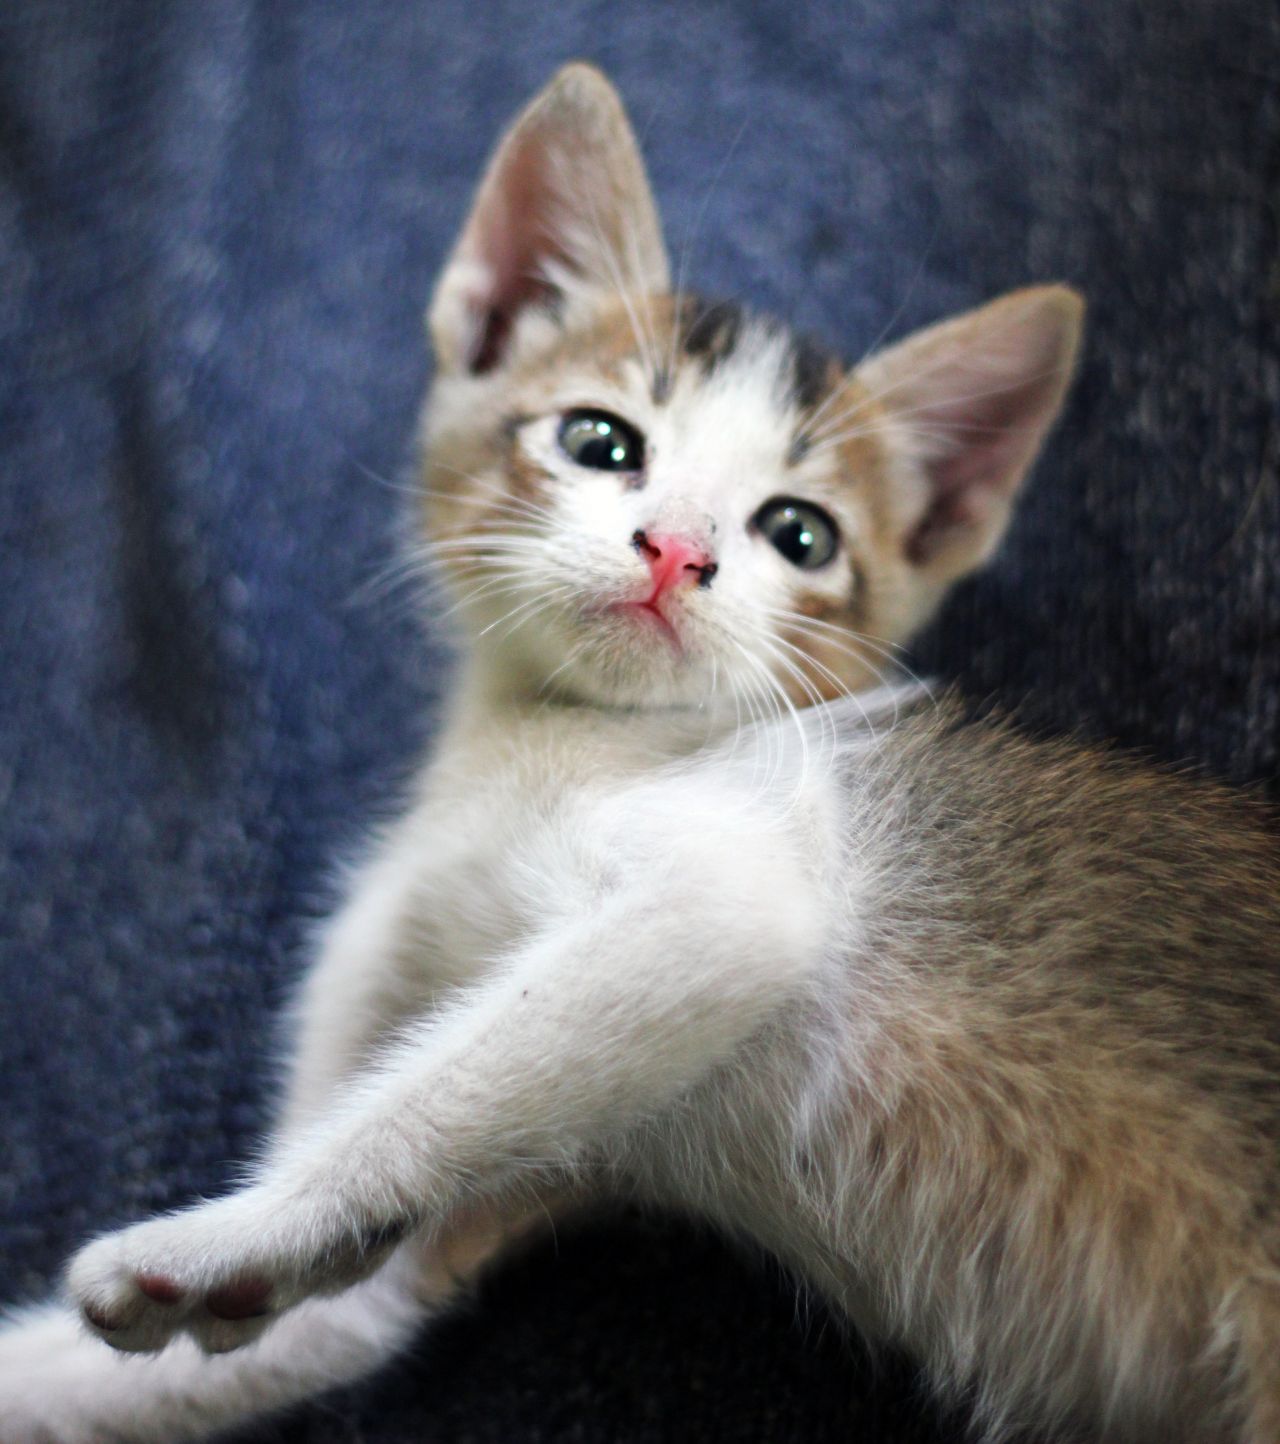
[{"x1": 437, "y1": 650, "x2": 738, "y2": 767}]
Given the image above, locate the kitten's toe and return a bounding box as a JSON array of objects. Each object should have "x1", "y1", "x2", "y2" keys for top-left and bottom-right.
[
  {"x1": 68, "y1": 1235, "x2": 191, "y2": 1354},
  {"x1": 205, "y1": 1275, "x2": 273, "y2": 1320},
  {"x1": 66, "y1": 1209, "x2": 267, "y2": 1354},
  {"x1": 188, "y1": 1306, "x2": 275, "y2": 1355},
  {"x1": 67, "y1": 1191, "x2": 407, "y2": 1357},
  {"x1": 75, "y1": 1243, "x2": 280, "y2": 1356}
]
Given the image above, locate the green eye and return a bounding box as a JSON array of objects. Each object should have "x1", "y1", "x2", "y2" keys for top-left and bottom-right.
[
  {"x1": 752, "y1": 497, "x2": 839, "y2": 569},
  {"x1": 558, "y1": 410, "x2": 645, "y2": 472}
]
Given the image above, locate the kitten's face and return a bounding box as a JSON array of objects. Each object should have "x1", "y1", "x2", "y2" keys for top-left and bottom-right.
[
  {"x1": 425, "y1": 297, "x2": 929, "y2": 710},
  {"x1": 420, "y1": 65, "x2": 1082, "y2": 714}
]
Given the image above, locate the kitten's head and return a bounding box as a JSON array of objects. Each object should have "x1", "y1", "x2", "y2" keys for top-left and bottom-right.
[{"x1": 420, "y1": 64, "x2": 1082, "y2": 712}]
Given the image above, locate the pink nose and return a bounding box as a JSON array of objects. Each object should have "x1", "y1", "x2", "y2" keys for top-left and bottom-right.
[{"x1": 632, "y1": 530, "x2": 718, "y2": 594}]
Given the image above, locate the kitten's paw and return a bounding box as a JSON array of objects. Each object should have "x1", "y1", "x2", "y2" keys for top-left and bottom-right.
[
  {"x1": 67, "y1": 1203, "x2": 276, "y2": 1355},
  {"x1": 68, "y1": 1193, "x2": 410, "y2": 1356}
]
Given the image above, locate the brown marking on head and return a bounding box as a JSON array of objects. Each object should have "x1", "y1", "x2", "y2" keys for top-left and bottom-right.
[
  {"x1": 679, "y1": 296, "x2": 745, "y2": 375},
  {"x1": 789, "y1": 335, "x2": 845, "y2": 418}
]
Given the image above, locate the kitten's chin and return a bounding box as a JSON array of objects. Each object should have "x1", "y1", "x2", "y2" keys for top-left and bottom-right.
[
  {"x1": 472, "y1": 613, "x2": 716, "y2": 712},
  {"x1": 544, "y1": 645, "x2": 714, "y2": 711},
  {"x1": 452, "y1": 582, "x2": 726, "y2": 710}
]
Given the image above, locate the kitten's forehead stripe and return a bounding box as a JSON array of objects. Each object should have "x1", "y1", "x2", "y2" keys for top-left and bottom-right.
[
  {"x1": 789, "y1": 332, "x2": 842, "y2": 414},
  {"x1": 677, "y1": 295, "x2": 841, "y2": 420},
  {"x1": 680, "y1": 297, "x2": 746, "y2": 373}
]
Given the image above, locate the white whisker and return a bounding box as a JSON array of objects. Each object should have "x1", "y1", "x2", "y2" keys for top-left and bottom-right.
[
  {"x1": 666, "y1": 117, "x2": 751, "y2": 391},
  {"x1": 760, "y1": 605, "x2": 934, "y2": 696},
  {"x1": 729, "y1": 636, "x2": 811, "y2": 797},
  {"x1": 809, "y1": 229, "x2": 946, "y2": 451}
]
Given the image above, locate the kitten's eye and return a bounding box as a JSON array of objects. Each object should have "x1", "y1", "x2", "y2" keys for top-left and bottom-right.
[
  {"x1": 752, "y1": 498, "x2": 839, "y2": 569},
  {"x1": 558, "y1": 410, "x2": 645, "y2": 472}
]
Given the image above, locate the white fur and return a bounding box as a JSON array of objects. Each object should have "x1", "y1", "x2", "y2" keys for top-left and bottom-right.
[
  {"x1": 0, "y1": 1260, "x2": 427, "y2": 1442},
  {"x1": 0, "y1": 684, "x2": 882, "y2": 1441}
]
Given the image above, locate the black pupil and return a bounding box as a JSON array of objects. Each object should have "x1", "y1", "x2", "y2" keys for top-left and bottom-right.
[
  {"x1": 559, "y1": 412, "x2": 642, "y2": 471},
  {"x1": 755, "y1": 500, "x2": 837, "y2": 569},
  {"x1": 775, "y1": 516, "x2": 815, "y2": 562}
]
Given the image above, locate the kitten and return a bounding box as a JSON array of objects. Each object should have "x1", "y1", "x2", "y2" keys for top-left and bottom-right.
[{"x1": 2, "y1": 62, "x2": 1277, "y2": 1444}]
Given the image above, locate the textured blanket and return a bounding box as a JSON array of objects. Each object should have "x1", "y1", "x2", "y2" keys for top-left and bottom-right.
[{"x1": 2, "y1": 2, "x2": 1277, "y2": 1439}]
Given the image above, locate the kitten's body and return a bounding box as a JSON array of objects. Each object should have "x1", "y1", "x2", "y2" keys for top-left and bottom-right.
[
  {"x1": 282, "y1": 683, "x2": 1280, "y2": 1441},
  {"x1": 1, "y1": 65, "x2": 1277, "y2": 1444}
]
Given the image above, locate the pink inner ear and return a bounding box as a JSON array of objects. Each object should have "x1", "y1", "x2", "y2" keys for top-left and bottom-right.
[
  {"x1": 433, "y1": 67, "x2": 671, "y2": 377},
  {"x1": 893, "y1": 298, "x2": 1079, "y2": 570},
  {"x1": 463, "y1": 137, "x2": 566, "y2": 373},
  {"x1": 905, "y1": 488, "x2": 981, "y2": 565},
  {"x1": 469, "y1": 273, "x2": 555, "y2": 374},
  {"x1": 905, "y1": 378, "x2": 1056, "y2": 565},
  {"x1": 932, "y1": 379, "x2": 1056, "y2": 495}
]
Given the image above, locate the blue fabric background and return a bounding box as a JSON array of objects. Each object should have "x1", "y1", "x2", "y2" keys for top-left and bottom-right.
[{"x1": 2, "y1": 2, "x2": 1277, "y2": 1439}]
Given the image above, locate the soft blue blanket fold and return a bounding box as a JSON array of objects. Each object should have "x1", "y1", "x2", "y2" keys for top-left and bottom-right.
[{"x1": 2, "y1": 3, "x2": 1276, "y2": 1438}]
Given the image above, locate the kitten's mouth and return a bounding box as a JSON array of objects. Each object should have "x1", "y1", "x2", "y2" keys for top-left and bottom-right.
[{"x1": 607, "y1": 599, "x2": 683, "y2": 653}]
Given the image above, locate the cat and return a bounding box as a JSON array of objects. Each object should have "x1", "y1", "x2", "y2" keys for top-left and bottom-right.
[{"x1": 1, "y1": 61, "x2": 1277, "y2": 1444}]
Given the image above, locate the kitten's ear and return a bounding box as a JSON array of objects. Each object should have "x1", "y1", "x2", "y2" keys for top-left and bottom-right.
[
  {"x1": 859, "y1": 285, "x2": 1084, "y2": 582},
  {"x1": 429, "y1": 63, "x2": 670, "y2": 375}
]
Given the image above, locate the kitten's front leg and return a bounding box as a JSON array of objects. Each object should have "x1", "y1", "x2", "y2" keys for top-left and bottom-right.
[{"x1": 69, "y1": 785, "x2": 828, "y2": 1354}]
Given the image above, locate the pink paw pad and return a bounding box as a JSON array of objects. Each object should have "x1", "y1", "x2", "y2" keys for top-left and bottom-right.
[
  {"x1": 206, "y1": 1276, "x2": 273, "y2": 1321},
  {"x1": 136, "y1": 1273, "x2": 184, "y2": 1305},
  {"x1": 82, "y1": 1301, "x2": 123, "y2": 1332}
]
